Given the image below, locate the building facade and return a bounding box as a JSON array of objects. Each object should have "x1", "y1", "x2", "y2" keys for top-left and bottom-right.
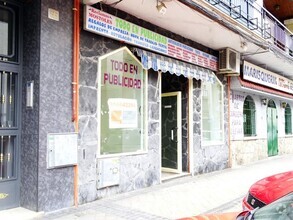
[
  {"x1": 0, "y1": 0, "x2": 292, "y2": 214},
  {"x1": 230, "y1": 61, "x2": 293, "y2": 166}
]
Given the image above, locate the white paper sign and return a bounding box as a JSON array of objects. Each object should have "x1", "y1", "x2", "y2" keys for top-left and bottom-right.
[{"x1": 108, "y1": 98, "x2": 138, "y2": 129}]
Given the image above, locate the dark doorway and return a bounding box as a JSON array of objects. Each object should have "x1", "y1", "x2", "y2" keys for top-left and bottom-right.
[{"x1": 161, "y1": 73, "x2": 189, "y2": 178}]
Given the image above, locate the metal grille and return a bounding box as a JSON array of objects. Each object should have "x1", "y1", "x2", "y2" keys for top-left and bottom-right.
[
  {"x1": 285, "y1": 104, "x2": 292, "y2": 134},
  {"x1": 243, "y1": 95, "x2": 256, "y2": 136},
  {"x1": 247, "y1": 193, "x2": 266, "y2": 209},
  {"x1": 0, "y1": 135, "x2": 15, "y2": 180},
  {"x1": 0, "y1": 70, "x2": 17, "y2": 181},
  {"x1": 0, "y1": 71, "x2": 17, "y2": 128}
]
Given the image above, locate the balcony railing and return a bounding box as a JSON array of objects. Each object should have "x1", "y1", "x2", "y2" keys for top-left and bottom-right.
[{"x1": 206, "y1": 0, "x2": 293, "y2": 57}]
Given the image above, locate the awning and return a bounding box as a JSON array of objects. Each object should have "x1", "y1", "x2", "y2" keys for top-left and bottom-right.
[{"x1": 134, "y1": 48, "x2": 217, "y2": 84}]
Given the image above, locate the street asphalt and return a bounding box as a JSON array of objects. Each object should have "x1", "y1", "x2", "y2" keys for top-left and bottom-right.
[{"x1": 1, "y1": 154, "x2": 292, "y2": 220}]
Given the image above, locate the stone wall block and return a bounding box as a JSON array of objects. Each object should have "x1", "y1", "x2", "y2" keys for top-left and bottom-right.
[
  {"x1": 231, "y1": 139, "x2": 267, "y2": 166},
  {"x1": 79, "y1": 181, "x2": 98, "y2": 204},
  {"x1": 149, "y1": 103, "x2": 160, "y2": 120},
  {"x1": 79, "y1": 86, "x2": 98, "y2": 115},
  {"x1": 79, "y1": 116, "x2": 98, "y2": 144},
  {"x1": 79, "y1": 57, "x2": 98, "y2": 87}
]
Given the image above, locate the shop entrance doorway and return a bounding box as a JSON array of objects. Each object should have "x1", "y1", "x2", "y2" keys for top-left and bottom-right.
[
  {"x1": 267, "y1": 100, "x2": 278, "y2": 156},
  {"x1": 160, "y1": 72, "x2": 190, "y2": 181},
  {"x1": 161, "y1": 92, "x2": 182, "y2": 173}
]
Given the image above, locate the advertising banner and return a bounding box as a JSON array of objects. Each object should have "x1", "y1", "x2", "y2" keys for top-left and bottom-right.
[{"x1": 84, "y1": 5, "x2": 218, "y2": 71}]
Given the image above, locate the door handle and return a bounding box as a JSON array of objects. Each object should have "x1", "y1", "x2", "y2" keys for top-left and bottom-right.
[{"x1": 170, "y1": 127, "x2": 178, "y2": 143}]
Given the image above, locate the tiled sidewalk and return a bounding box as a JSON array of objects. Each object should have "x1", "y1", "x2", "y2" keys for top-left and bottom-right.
[{"x1": 1, "y1": 154, "x2": 292, "y2": 220}]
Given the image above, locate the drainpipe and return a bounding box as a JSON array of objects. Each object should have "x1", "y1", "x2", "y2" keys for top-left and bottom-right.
[
  {"x1": 73, "y1": 0, "x2": 80, "y2": 207},
  {"x1": 227, "y1": 76, "x2": 232, "y2": 168}
]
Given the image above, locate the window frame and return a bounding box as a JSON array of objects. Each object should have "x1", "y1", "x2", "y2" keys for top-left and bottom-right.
[
  {"x1": 0, "y1": 135, "x2": 17, "y2": 181},
  {"x1": 285, "y1": 103, "x2": 292, "y2": 135},
  {"x1": 0, "y1": 4, "x2": 18, "y2": 63},
  {"x1": 243, "y1": 95, "x2": 256, "y2": 137},
  {"x1": 201, "y1": 76, "x2": 224, "y2": 146},
  {"x1": 97, "y1": 47, "x2": 148, "y2": 158},
  {"x1": 0, "y1": 71, "x2": 18, "y2": 129}
]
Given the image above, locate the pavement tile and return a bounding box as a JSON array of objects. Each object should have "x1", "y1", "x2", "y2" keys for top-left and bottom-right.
[{"x1": 1, "y1": 154, "x2": 292, "y2": 220}]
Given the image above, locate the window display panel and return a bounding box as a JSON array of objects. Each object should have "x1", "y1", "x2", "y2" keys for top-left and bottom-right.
[
  {"x1": 99, "y1": 47, "x2": 146, "y2": 155},
  {"x1": 202, "y1": 81, "x2": 223, "y2": 143},
  {"x1": 0, "y1": 20, "x2": 9, "y2": 56}
]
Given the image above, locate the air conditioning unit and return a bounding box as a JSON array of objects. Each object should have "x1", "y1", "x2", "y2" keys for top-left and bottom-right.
[{"x1": 218, "y1": 48, "x2": 240, "y2": 76}]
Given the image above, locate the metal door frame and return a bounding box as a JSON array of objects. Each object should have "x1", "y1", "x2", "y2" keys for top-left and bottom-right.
[
  {"x1": 0, "y1": 0, "x2": 22, "y2": 210},
  {"x1": 0, "y1": 65, "x2": 22, "y2": 210}
]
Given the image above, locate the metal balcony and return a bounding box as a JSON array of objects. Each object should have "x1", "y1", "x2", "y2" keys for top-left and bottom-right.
[{"x1": 205, "y1": 0, "x2": 293, "y2": 57}]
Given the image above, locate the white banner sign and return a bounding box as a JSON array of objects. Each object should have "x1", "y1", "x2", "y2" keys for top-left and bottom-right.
[
  {"x1": 84, "y1": 5, "x2": 218, "y2": 71},
  {"x1": 243, "y1": 61, "x2": 293, "y2": 94}
]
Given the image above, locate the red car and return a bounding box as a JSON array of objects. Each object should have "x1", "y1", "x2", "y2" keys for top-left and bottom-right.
[
  {"x1": 242, "y1": 171, "x2": 293, "y2": 210},
  {"x1": 179, "y1": 192, "x2": 293, "y2": 220}
]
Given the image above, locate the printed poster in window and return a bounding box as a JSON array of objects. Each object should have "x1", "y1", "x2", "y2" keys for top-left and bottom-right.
[{"x1": 108, "y1": 98, "x2": 137, "y2": 129}]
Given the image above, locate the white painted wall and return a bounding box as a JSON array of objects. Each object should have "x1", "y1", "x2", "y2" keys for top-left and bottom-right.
[
  {"x1": 255, "y1": 0, "x2": 263, "y2": 7},
  {"x1": 229, "y1": 89, "x2": 293, "y2": 166},
  {"x1": 230, "y1": 90, "x2": 293, "y2": 140}
]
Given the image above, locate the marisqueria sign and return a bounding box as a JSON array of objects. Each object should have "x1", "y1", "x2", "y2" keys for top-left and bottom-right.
[{"x1": 243, "y1": 61, "x2": 293, "y2": 94}]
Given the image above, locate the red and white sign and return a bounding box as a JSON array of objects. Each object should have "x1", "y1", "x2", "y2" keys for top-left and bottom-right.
[
  {"x1": 84, "y1": 5, "x2": 218, "y2": 71},
  {"x1": 243, "y1": 61, "x2": 293, "y2": 94}
]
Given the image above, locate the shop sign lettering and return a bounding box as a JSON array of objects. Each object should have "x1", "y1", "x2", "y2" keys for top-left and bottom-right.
[
  {"x1": 243, "y1": 61, "x2": 293, "y2": 94},
  {"x1": 84, "y1": 5, "x2": 218, "y2": 71},
  {"x1": 103, "y1": 59, "x2": 141, "y2": 89},
  {"x1": 230, "y1": 91, "x2": 245, "y2": 140}
]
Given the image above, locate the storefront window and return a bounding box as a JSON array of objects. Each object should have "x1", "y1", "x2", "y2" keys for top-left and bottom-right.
[
  {"x1": 0, "y1": 6, "x2": 14, "y2": 60},
  {"x1": 285, "y1": 104, "x2": 292, "y2": 135},
  {"x1": 243, "y1": 96, "x2": 256, "y2": 136},
  {"x1": 202, "y1": 80, "x2": 223, "y2": 144},
  {"x1": 98, "y1": 47, "x2": 147, "y2": 155}
]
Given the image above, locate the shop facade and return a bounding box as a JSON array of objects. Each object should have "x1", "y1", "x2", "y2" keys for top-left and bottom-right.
[
  {"x1": 0, "y1": 0, "x2": 229, "y2": 212},
  {"x1": 78, "y1": 5, "x2": 229, "y2": 204},
  {"x1": 230, "y1": 61, "x2": 293, "y2": 166},
  {"x1": 1, "y1": 0, "x2": 293, "y2": 214}
]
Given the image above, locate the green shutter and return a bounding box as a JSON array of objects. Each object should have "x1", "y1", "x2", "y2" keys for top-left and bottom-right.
[{"x1": 285, "y1": 104, "x2": 292, "y2": 135}]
